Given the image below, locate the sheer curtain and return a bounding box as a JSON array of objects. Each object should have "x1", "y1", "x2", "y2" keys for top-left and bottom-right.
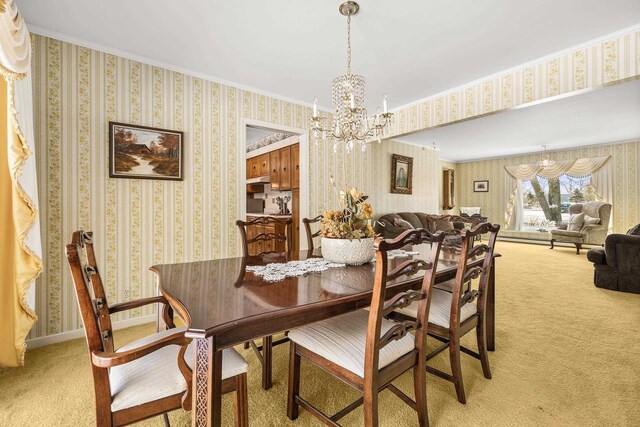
[
  {"x1": 503, "y1": 156, "x2": 611, "y2": 230},
  {"x1": 0, "y1": 0, "x2": 41, "y2": 368}
]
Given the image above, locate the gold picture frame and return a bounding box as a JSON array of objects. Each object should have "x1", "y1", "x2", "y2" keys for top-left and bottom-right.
[{"x1": 390, "y1": 154, "x2": 413, "y2": 194}]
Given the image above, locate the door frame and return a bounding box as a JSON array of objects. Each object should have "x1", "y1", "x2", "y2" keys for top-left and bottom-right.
[{"x1": 240, "y1": 118, "x2": 310, "y2": 250}]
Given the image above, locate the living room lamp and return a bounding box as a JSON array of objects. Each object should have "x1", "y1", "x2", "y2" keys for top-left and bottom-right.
[{"x1": 310, "y1": 1, "x2": 393, "y2": 153}]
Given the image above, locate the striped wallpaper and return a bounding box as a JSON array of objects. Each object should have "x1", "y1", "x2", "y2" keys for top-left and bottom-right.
[
  {"x1": 455, "y1": 140, "x2": 640, "y2": 236},
  {"x1": 30, "y1": 34, "x2": 373, "y2": 338},
  {"x1": 385, "y1": 27, "x2": 640, "y2": 139}
]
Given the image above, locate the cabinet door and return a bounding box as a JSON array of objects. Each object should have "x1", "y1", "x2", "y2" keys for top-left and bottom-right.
[
  {"x1": 255, "y1": 225, "x2": 265, "y2": 255},
  {"x1": 264, "y1": 225, "x2": 276, "y2": 253},
  {"x1": 258, "y1": 153, "x2": 270, "y2": 177},
  {"x1": 292, "y1": 189, "x2": 300, "y2": 252},
  {"x1": 280, "y1": 146, "x2": 292, "y2": 190},
  {"x1": 246, "y1": 158, "x2": 252, "y2": 179},
  {"x1": 291, "y1": 144, "x2": 300, "y2": 190},
  {"x1": 269, "y1": 150, "x2": 280, "y2": 189},
  {"x1": 245, "y1": 224, "x2": 256, "y2": 256},
  {"x1": 250, "y1": 157, "x2": 260, "y2": 178}
]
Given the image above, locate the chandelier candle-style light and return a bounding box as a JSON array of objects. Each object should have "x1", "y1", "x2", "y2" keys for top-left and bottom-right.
[
  {"x1": 537, "y1": 145, "x2": 556, "y2": 169},
  {"x1": 310, "y1": 1, "x2": 393, "y2": 153}
]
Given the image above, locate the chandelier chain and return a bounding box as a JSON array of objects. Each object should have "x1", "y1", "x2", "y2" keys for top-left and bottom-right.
[{"x1": 346, "y1": 13, "x2": 351, "y2": 77}]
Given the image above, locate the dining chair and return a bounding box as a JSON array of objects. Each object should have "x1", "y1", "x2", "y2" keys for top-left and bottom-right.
[
  {"x1": 392, "y1": 222, "x2": 500, "y2": 404},
  {"x1": 287, "y1": 228, "x2": 445, "y2": 426},
  {"x1": 302, "y1": 215, "x2": 323, "y2": 250},
  {"x1": 236, "y1": 216, "x2": 292, "y2": 257},
  {"x1": 236, "y1": 216, "x2": 293, "y2": 390},
  {"x1": 66, "y1": 230, "x2": 249, "y2": 427}
]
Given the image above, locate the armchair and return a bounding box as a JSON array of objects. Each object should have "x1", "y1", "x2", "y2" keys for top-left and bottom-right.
[
  {"x1": 587, "y1": 225, "x2": 640, "y2": 294},
  {"x1": 550, "y1": 201, "x2": 611, "y2": 254}
]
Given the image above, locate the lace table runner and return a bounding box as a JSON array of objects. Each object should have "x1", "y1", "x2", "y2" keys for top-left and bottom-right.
[{"x1": 246, "y1": 249, "x2": 419, "y2": 282}]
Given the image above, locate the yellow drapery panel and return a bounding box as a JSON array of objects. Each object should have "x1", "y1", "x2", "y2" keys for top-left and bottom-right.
[{"x1": 0, "y1": 76, "x2": 39, "y2": 367}]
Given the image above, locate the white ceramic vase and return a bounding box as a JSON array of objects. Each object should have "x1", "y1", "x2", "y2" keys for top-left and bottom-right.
[{"x1": 321, "y1": 237, "x2": 375, "y2": 266}]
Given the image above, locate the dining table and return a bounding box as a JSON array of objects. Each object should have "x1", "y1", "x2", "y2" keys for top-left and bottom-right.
[{"x1": 150, "y1": 245, "x2": 499, "y2": 427}]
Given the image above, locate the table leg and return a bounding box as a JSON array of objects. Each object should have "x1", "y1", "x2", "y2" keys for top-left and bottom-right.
[
  {"x1": 487, "y1": 257, "x2": 496, "y2": 351},
  {"x1": 192, "y1": 337, "x2": 223, "y2": 427}
]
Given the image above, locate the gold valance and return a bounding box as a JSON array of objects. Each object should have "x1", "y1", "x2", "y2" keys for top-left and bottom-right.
[{"x1": 0, "y1": 0, "x2": 30, "y2": 78}]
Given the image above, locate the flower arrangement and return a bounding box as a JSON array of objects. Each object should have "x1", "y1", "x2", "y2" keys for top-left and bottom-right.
[{"x1": 320, "y1": 179, "x2": 376, "y2": 240}]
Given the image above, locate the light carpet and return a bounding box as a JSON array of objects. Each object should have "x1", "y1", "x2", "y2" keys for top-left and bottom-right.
[{"x1": 1, "y1": 242, "x2": 639, "y2": 426}]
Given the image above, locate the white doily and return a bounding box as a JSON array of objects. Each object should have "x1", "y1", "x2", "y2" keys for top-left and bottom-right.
[
  {"x1": 247, "y1": 250, "x2": 420, "y2": 283},
  {"x1": 246, "y1": 258, "x2": 346, "y2": 282}
]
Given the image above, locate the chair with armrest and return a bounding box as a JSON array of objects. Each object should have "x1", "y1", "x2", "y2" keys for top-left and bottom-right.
[
  {"x1": 287, "y1": 229, "x2": 446, "y2": 426},
  {"x1": 550, "y1": 201, "x2": 611, "y2": 254},
  {"x1": 66, "y1": 230, "x2": 248, "y2": 427},
  {"x1": 587, "y1": 224, "x2": 640, "y2": 294}
]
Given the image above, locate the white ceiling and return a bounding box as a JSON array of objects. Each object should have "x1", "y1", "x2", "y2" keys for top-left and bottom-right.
[
  {"x1": 20, "y1": 0, "x2": 640, "y2": 111},
  {"x1": 246, "y1": 127, "x2": 278, "y2": 144},
  {"x1": 396, "y1": 79, "x2": 640, "y2": 162}
]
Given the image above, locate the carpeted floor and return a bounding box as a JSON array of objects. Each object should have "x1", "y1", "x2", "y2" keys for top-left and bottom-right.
[{"x1": 1, "y1": 242, "x2": 639, "y2": 426}]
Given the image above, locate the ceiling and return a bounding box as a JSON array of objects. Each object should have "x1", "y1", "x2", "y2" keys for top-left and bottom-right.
[
  {"x1": 246, "y1": 127, "x2": 278, "y2": 144},
  {"x1": 20, "y1": 0, "x2": 640, "y2": 111},
  {"x1": 396, "y1": 79, "x2": 640, "y2": 162}
]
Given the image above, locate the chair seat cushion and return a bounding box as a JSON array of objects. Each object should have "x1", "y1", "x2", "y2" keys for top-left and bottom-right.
[
  {"x1": 395, "y1": 289, "x2": 477, "y2": 329},
  {"x1": 109, "y1": 327, "x2": 247, "y2": 412},
  {"x1": 288, "y1": 310, "x2": 415, "y2": 378}
]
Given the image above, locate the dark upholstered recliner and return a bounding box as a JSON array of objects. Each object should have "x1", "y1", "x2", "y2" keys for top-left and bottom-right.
[
  {"x1": 550, "y1": 201, "x2": 612, "y2": 254},
  {"x1": 587, "y1": 224, "x2": 640, "y2": 294}
]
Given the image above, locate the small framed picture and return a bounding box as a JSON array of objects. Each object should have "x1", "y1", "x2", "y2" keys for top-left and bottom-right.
[
  {"x1": 109, "y1": 122, "x2": 184, "y2": 181},
  {"x1": 474, "y1": 180, "x2": 489, "y2": 192},
  {"x1": 391, "y1": 154, "x2": 413, "y2": 194}
]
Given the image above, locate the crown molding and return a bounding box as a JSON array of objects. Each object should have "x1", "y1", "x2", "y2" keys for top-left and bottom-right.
[
  {"x1": 27, "y1": 24, "x2": 334, "y2": 113},
  {"x1": 390, "y1": 23, "x2": 640, "y2": 113}
]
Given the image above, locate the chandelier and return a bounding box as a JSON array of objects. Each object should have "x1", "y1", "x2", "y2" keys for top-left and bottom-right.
[
  {"x1": 310, "y1": 1, "x2": 393, "y2": 153},
  {"x1": 537, "y1": 145, "x2": 556, "y2": 169}
]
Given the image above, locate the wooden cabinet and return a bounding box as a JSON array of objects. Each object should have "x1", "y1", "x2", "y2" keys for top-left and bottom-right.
[
  {"x1": 279, "y1": 146, "x2": 292, "y2": 190},
  {"x1": 245, "y1": 216, "x2": 288, "y2": 255},
  {"x1": 258, "y1": 153, "x2": 269, "y2": 176},
  {"x1": 269, "y1": 151, "x2": 280, "y2": 190},
  {"x1": 292, "y1": 189, "x2": 300, "y2": 252},
  {"x1": 249, "y1": 157, "x2": 260, "y2": 178},
  {"x1": 291, "y1": 144, "x2": 300, "y2": 190}
]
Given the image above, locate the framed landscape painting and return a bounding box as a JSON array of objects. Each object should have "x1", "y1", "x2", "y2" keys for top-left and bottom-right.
[
  {"x1": 390, "y1": 154, "x2": 413, "y2": 194},
  {"x1": 109, "y1": 122, "x2": 184, "y2": 181},
  {"x1": 474, "y1": 180, "x2": 489, "y2": 192}
]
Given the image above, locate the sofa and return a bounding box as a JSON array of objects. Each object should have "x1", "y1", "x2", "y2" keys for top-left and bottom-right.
[
  {"x1": 375, "y1": 212, "x2": 481, "y2": 244},
  {"x1": 586, "y1": 224, "x2": 640, "y2": 294},
  {"x1": 550, "y1": 201, "x2": 612, "y2": 254}
]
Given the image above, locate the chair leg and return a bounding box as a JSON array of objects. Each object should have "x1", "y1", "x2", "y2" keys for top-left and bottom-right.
[
  {"x1": 550, "y1": 239, "x2": 555, "y2": 249},
  {"x1": 413, "y1": 362, "x2": 429, "y2": 426},
  {"x1": 449, "y1": 332, "x2": 466, "y2": 404},
  {"x1": 262, "y1": 336, "x2": 273, "y2": 390},
  {"x1": 244, "y1": 342, "x2": 250, "y2": 350},
  {"x1": 234, "y1": 373, "x2": 249, "y2": 427},
  {"x1": 575, "y1": 243, "x2": 582, "y2": 255},
  {"x1": 363, "y1": 385, "x2": 379, "y2": 427},
  {"x1": 287, "y1": 342, "x2": 301, "y2": 420},
  {"x1": 162, "y1": 413, "x2": 170, "y2": 427},
  {"x1": 476, "y1": 318, "x2": 492, "y2": 380}
]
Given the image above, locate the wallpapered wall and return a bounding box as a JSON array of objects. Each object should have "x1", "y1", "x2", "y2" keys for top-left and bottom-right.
[
  {"x1": 456, "y1": 140, "x2": 640, "y2": 235},
  {"x1": 384, "y1": 27, "x2": 640, "y2": 139},
  {"x1": 30, "y1": 34, "x2": 375, "y2": 339}
]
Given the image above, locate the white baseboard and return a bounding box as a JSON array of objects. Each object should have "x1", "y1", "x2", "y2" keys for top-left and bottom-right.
[{"x1": 26, "y1": 314, "x2": 157, "y2": 349}]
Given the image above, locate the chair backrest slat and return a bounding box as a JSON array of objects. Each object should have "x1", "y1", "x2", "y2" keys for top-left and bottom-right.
[
  {"x1": 302, "y1": 215, "x2": 323, "y2": 250},
  {"x1": 450, "y1": 223, "x2": 500, "y2": 327},
  {"x1": 236, "y1": 216, "x2": 293, "y2": 256}
]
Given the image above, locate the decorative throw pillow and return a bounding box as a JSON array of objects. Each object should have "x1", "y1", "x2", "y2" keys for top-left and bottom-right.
[
  {"x1": 393, "y1": 218, "x2": 414, "y2": 230},
  {"x1": 627, "y1": 224, "x2": 640, "y2": 236},
  {"x1": 434, "y1": 219, "x2": 454, "y2": 232},
  {"x1": 583, "y1": 215, "x2": 601, "y2": 226},
  {"x1": 567, "y1": 213, "x2": 585, "y2": 232}
]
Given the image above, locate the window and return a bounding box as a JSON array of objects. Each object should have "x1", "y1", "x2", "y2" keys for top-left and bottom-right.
[{"x1": 520, "y1": 174, "x2": 594, "y2": 231}]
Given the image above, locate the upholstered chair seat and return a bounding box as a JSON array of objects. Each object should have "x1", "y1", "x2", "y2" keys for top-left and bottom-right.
[
  {"x1": 288, "y1": 310, "x2": 415, "y2": 378},
  {"x1": 395, "y1": 288, "x2": 477, "y2": 329},
  {"x1": 110, "y1": 327, "x2": 248, "y2": 412}
]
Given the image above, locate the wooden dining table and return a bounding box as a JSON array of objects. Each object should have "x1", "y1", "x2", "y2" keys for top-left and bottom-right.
[{"x1": 151, "y1": 246, "x2": 499, "y2": 427}]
